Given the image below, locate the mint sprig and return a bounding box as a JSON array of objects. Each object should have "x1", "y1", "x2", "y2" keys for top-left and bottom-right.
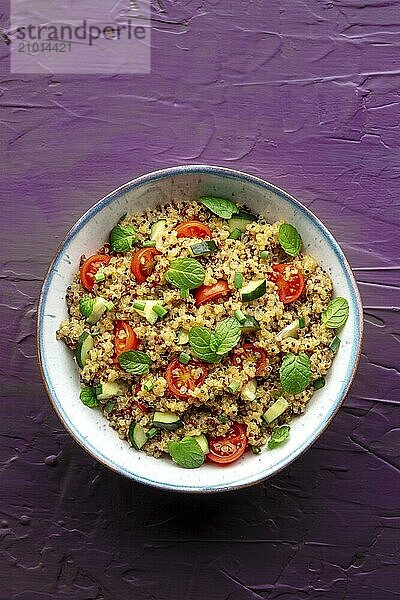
[
  {"x1": 322, "y1": 297, "x2": 349, "y2": 329},
  {"x1": 79, "y1": 295, "x2": 94, "y2": 318},
  {"x1": 168, "y1": 436, "x2": 205, "y2": 468},
  {"x1": 165, "y1": 258, "x2": 205, "y2": 290},
  {"x1": 280, "y1": 353, "x2": 311, "y2": 395},
  {"x1": 79, "y1": 387, "x2": 99, "y2": 408},
  {"x1": 199, "y1": 196, "x2": 239, "y2": 219},
  {"x1": 268, "y1": 425, "x2": 290, "y2": 449},
  {"x1": 110, "y1": 224, "x2": 137, "y2": 252},
  {"x1": 118, "y1": 350, "x2": 152, "y2": 375},
  {"x1": 278, "y1": 223, "x2": 302, "y2": 257},
  {"x1": 189, "y1": 318, "x2": 242, "y2": 363}
]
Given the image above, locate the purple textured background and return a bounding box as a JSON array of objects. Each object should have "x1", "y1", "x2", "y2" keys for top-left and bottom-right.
[{"x1": 1, "y1": 1, "x2": 399, "y2": 598}]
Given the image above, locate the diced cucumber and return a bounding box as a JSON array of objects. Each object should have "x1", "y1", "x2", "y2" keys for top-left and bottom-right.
[
  {"x1": 153, "y1": 411, "x2": 182, "y2": 430},
  {"x1": 228, "y1": 228, "x2": 242, "y2": 240},
  {"x1": 177, "y1": 328, "x2": 189, "y2": 345},
  {"x1": 150, "y1": 219, "x2": 167, "y2": 245},
  {"x1": 95, "y1": 381, "x2": 126, "y2": 401},
  {"x1": 75, "y1": 332, "x2": 94, "y2": 368},
  {"x1": 87, "y1": 297, "x2": 109, "y2": 325},
  {"x1": 329, "y1": 336, "x2": 341, "y2": 353},
  {"x1": 133, "y1": 300, "x2": 164, "y2": 325},
  {"x1": 241, "y1": 378, "x2": 257, "y2": 402},
  {"x1": 276, "y1": 319, "x2": 301, "y2": 341},
  {"x1": 234, "y1": 272, "x2": 243, "y2": 289},
  {"x1": 241, "y1": 315, "x2": 260, "y2": 334},
  {"x1": 189, "y1": 241, "x2": 217, "y2": 257},
  {"x1": 128, "y1": 423, "x2": 148, "y2": 450},
  {"x1": 228, "y1": 381, "x2": 241, "y2": 394},
  {"x1": 263, "y1": 397, "x2": 289, "y2": 424},
  {"x1": 228, "y1": 211, "x2": 257, "y2": 233},
  {"x1": 193, "y1": 434, "x2": 209, "y2": 454},
  {"x1": 241, "y1": 280, "x2": 267, "y2": 302}
]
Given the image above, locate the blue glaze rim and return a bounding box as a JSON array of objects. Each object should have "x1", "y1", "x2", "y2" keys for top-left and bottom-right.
[{"x1": 37, "y1": 165, "x2": 363, "y2": 493}]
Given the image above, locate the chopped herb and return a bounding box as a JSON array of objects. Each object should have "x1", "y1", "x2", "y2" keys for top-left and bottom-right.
[
  {"x1": 298, "y1": 316, "x2": 306, "y2": 328},
  {"x1": 106, "y1": 300, "x2": 115, "y2": 311},
  {"x1": 118, "y1": 350, "x2": 152, "y2": 375},
  {"x1": 214, "y1": 318, "x2": 242, "y2": 355},
  {"x1": 153, "y1": 304, "x2": 168, "y2": 318},
  {"x1": 168, "y1": 436, "x2": 205, "y2": 469},
  {"x1": 259, "y1": 250, "x2": 269, "y2": 260},
  {"x1": 143, "y1": 378, "x2": 154, "y2": 392},
  {"x1": 268, "y1": 425, "x2": 290, "y2": 449},
  {"x1": 279, "y1": 353, "x2": 311, "y2": 395},
  {"x1": 251, "y1": 445, "x2": 262, "y2": 454},
  {"x1": 229, "y1": 228, "x2": 242, "y2": 240},
  {"x1": 228, "y1": 381, "x2": 241, "y2": 394},
  {"x1": 147, "y1": 427, "x2": 158, "y2": 439},
  {"x1": 189, "y1": 318, "x2": 241, "y2": 362},
  {"x1": 322, "y1": 298, "x2": 349, "y2": 329},
  {"x1": 234, "y1": 309, "x2": 247, "y2": 325},
  {"x1": 133, "y1": 301, "x2": 146, "y2": 311},
  {"x1": 199, "y1": 196, "x2": 239, "y2": 219},
  {"x1": 179, "y1": 351, "x2": 191, "y2": 365},
  {"x1": 165, "y1": 258, "x2": 205, "y2": 290},
  {"x1": 278, "y1": 223, "x2": 302, "y2": 257},
  {"x1": 234, "y1": 272, "x2": 243, "y2": 289},
  {"x1": 79, "y1": 387, "x2": 99, "y2": 408},
  {"x1": 142, "y1": 240, "x2": 157, "y2": 247},
  {"x1": 94, "y1": 271, "x2": 105, "y2": 283},
  {"x1": 188, "y1": 326, "x2": 220, "y2": 364},
  {"x1": 217, "y1": 414, "x2": 229, "y2": 424}
]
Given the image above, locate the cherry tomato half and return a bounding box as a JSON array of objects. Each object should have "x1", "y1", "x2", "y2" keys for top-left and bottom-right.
[
  {"x1": 165, "y1": 358, "x2": 208, "y2": 399},
  {"x1": 194, "y1": 279, "x2": 231, "y2": 306},
  {"x1": 80, "y1": 254, "x2": 111, "y2": 291},
  {"x1": 175, "y1": 220, "x2": 212, "y2": 239},
  {"x1": 207, "y1": 422, "x2": 248, "y2": 465},
  {"x1": 131, "y1": 247, "x2": 162, "y2": 283},
  {"x1": 231, "y1": 343, "x2": 268, "y2": 377},
  {"x1": 114, "y1": 321, "x2": 138, "y2": 362},
  {"x1": 270, "y1": 263, "x2": 305, "y2": 304}
]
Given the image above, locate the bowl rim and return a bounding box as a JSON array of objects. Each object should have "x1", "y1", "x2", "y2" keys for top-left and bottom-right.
[{"x1": 37, "y1": 164, "x2": 364, "y2": 493}]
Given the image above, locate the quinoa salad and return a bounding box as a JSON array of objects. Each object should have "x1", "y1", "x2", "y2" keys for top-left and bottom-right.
[{"x1": 57, "y1": 196, "x2": 349, "y2": 469}]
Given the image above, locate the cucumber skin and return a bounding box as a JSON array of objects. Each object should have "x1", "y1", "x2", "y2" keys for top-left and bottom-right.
[
  {"x1": 241, "y1": 280, "x2": 267, "y2": 302},
  {"x1": 129, "y1": 423, "x2": 147, "y2": 450},
  {"x1": 193, "y1": 434, "x2": 209, "y2": 454},
  {"x1": 76, "y1": 332, "x2": 94, "y2": 369},
  {"x1": 228, "y1": 212, "x2": 257, "y2": 233},
  {"x1": 241, "y1": 316, "x2": 260, "y2": 334},
  {"x1": 153, "y1": 411, "x2": 183, "y2": 430}
]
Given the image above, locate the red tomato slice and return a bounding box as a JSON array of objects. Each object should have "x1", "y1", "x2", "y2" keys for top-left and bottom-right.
[
  {"x1": 131, "y1": 247, "x2": 162, "y2": 283},
  {"x1": 113, "y1": 321, "x2": 138, "y2": 362},
  {"x1": 175, "y1": 220, "x2": 212, "y2": 239},
  {"x1": 165, "y1": 358, "x2": 207, "y2": 399},
  {"x1": 194, "y1": 279, "x2": 231, "y2": 306},
  {"x1": 80, "y1": 254, "x2": 111, "y2": 291},
  {"x1": 270, "y1": 263, "x2": 305, "y2": 304},
  {"x1": 231, "y1": 343, "x2": 267, "y2": 376},
  {"x1": 207, "y1": 422, "x2": 248, "y2": 465}
]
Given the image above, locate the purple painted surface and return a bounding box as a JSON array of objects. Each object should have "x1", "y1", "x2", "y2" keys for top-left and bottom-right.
[{"x1": 1, "y1": 1, "x2": 399, "y2": 598}]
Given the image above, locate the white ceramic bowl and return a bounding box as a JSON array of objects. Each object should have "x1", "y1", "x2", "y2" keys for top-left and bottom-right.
[{"x1": 37, "y1": 166, "x2": 363, "y2": 493}]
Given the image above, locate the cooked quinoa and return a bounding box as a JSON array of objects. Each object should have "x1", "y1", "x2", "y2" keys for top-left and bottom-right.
[{"x1": 57, "y1": 197, "x2": 343, "y2": 468}]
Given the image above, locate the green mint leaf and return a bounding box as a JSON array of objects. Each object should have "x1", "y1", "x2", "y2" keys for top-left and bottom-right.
[
  {"x1": 199, "y1": 196, "x2": 239, "y2": 219},
  {"x1": 280, "y1": 352, "x2": 311, "y2": 395},
  {"x1": 322, "y1": 297, "x2": 349, "y2": 329},
  {"x1": 214, "y1": 317, "x2": 242, "y2": 355},
  {"x1": 79, "y1": 295, "x2": 94, "y2": 318},
  {"x1": 80, "y1": 387, "x2": 99, "y2": 408},
  {"x1": 209, "y1": 331, "x2": 221, "y2": 353},
  {"x1": 188, "y1": 326, "x2": 221, "y2": 364},
  {"x1": 165, "y1": 258, "x2": 205, "y2": 290},
  {"x1": 278, "y1": 223, "x2": 302, "y2": 257},
  {"x1": 118, "y1": 350, "x2": 152, "y2": 374},
  {"x1": 268, "y1": 425, "x2": 290, "y2": 449},
  {"x1": 110, "y1": 224, "x2": 137, "y2": 252},
  {"x1": 168, "y1": 436, "x2": 205, "y2": 468}
]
